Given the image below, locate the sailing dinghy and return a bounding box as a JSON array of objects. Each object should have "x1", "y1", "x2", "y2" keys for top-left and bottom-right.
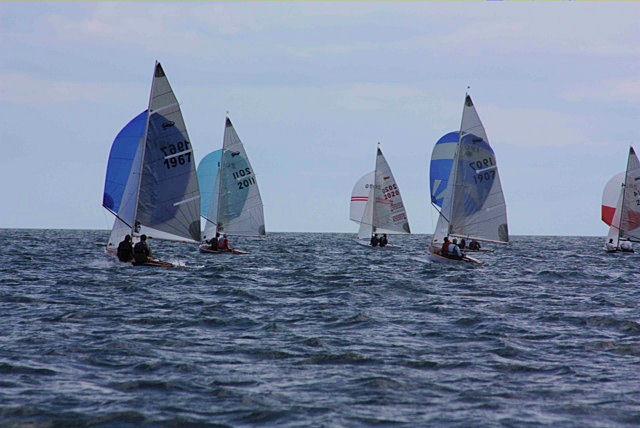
[
  {"x1": 102, "y1": 62, "x2": 201, "y2": 268},
  {"x1": 428, "y1": 94, "x2": 509, "y2": 264},
  {"x1": 601, "y1": 146, "x2": 640, "y2": 253},
  {"x1": 350, "y1": 145, "x2": 410, "y2": 247},
  {"x1": 196, "y1": 116, "x2": 265, "y2": 254}
]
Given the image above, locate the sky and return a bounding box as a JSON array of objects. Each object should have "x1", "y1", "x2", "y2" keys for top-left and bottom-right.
[{"x1": 1, "y1": 3, "x2": 639, "y2": 236}]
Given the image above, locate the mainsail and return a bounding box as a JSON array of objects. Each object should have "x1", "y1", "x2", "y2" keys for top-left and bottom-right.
[
  {"x1": 431, "y1": 94, "x2": 509, "y2": 249},
  {"x1": 603, "y1": 147, "x2": 640, "y2": 245},
  {"x1": 350, "y1": 146, "x2": 410, "y2": 240},
  {"x1": 103, "y1": 62, "x2": 201, "y2": 250},
  {"x1": 197, "y1": 117, "x2": 265, "y2": 240}
]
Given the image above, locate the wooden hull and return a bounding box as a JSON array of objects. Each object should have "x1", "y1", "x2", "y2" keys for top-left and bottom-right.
[
  {"x1": 199, "y1": 244, "x2": 248, "y2": 255},
  {"x1": 428, "y1": 252, "x2": 482, "y2": 265}
]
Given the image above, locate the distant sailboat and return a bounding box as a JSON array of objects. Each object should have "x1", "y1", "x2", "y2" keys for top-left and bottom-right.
[
  {"x1": 102, "y1": 62, "x2": 201, "y2": 266},
  {"x1": 350, "y1": 145, "x2": 410, "y2": 246},
  {"x1": 196, "y1": 116, "x2": 265, "y2": 254},
  {"x1": 429, "y1": 94, "x2": 508, "y2": 264},
  {"x1": 601, "y1": 146, "x2": 640, "y2": 252}
]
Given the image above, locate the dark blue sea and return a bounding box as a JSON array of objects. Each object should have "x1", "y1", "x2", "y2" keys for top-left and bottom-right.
[{"x1": 1, "y1": 229, "x2": 639, "y2": 427}]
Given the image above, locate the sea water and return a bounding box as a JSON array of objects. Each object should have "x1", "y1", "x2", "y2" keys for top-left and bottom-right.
[{"x1": 1, "y1": 229, "x2": 639, "y2": 426}]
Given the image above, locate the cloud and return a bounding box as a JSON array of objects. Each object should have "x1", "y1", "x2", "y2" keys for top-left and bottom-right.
[
  {"x1": 0, "y1": 72, "x2": 134, "y2": 105},
  {"x1": 562, "y1": 79, "x2": 640, "y2": 104}
]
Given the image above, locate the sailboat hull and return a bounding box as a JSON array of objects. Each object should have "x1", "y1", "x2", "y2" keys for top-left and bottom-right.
[
  {"x1": 198, "y1": 244, "x2": 248, "y2": 255},
  {"x1": 354, "y1": 239, "x2": 396, "y2": 248},
  {"x1": 428, "y1": 252, "x2": 482, "y2": 265}
]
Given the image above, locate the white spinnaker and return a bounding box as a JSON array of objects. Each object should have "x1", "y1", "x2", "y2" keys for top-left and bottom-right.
[
  {"x1": 620, "y1": 147, "x2": 640, "y2": 242},
  {"x1": 606, "y1": 187, "x2": 624, "y2": 248},
  {"x1": 372, "y1": 147, "x2": 411, "y2": 235},
  {"x1": 602, "y1": 172, "x2": 624, "y2": 226},
  {"x1": 350, "y1": 171, "x2": 374, "y2": 222},
  {"x1": 350, "y1": 171, "x2": 375, "y2": 240},
  {"x1": 215, "y1": 118, "x2": 266, "y2": 236},
  {"x1": 448, "y1": 95, "x2": 508, "y2": 243}
]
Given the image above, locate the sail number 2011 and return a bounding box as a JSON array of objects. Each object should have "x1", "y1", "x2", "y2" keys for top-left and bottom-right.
[{"x1": 233, "y1": 168, "x2": 255, "y2": 190}]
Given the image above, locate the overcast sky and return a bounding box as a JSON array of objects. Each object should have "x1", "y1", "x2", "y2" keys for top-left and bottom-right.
[{"x1": 1, "y1": 3, "x2": 639, "y2": 235}]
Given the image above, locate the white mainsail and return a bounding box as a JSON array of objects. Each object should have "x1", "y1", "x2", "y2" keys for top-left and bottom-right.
[
  {"x1": 198, "y1": 117, "x2": 266, "y2": 240},
  {"x1": 350, "y1": 146, "x2": 410, "y2": 240},
  {"x1": 431, "y1": 94, "x2": 508, "y2": 250},
  {"x1": 104, "y1": 62, "x2": 201, "y2": 250},
  {"x1": 603, "y1": 146, "x2": 640, "y2": 247}
]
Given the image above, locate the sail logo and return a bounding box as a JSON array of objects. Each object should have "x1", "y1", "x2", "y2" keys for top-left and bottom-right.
[
  {"x1": 231, "y1": 151, "x2": 240, "y2": 157},
  {"x1": 162, "y1": 121, "x2": 175, "y2": 129}
]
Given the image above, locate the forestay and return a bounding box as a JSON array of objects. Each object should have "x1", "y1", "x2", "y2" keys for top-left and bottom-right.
[{"x1": 198, "y1": 117, "x2": 265, "y2": 239}]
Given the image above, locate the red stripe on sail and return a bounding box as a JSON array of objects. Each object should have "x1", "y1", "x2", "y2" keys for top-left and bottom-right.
[
  {"x1": 602, "y1": 205, "x2": 615, "y2": 226},
  {"x1": 351, "y1": 197, "x2": 368, "y2": 201}
]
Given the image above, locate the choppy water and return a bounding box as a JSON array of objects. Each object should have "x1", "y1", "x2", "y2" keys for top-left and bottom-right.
[{"x1": 1, "y1": 229, "x2": 639, "y2": 426}]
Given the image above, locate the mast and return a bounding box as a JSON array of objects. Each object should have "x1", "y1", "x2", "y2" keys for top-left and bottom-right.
[
  {"x1": 617, "y1": 146, "x2": 633, "y2": 242},
  {"x1": 130, "y1": 61, "x2": 157, "y2": 237},
  {"x1": 372, "y1": 143, "x2": 380, "y2": 235},
  {"x1": 215, "y1": 113, "x2": 229, "y2": 234}
]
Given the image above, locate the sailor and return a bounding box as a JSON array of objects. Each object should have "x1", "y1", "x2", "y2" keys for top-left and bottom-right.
[
  {"x1": 116, "y1": 234, "x2": 134, "y2": 262},
  {"x1": 379, "y1": 234, "x2": 388, "y2": 247},
  {"x1": 605, "y1": 238, "x2": 618, "y2": 252},
  {"x1": 370, "y1": 233, "x2": 379, "y2": 247},
  {"x1": 469, "y1": 240, "x2": 481, "y2": 251},
  {"x1": 619, "y1": 240, "x2": 634, "y2": 252},
  {"x1": 440, "y1": 237, "x2": 450, "y2": 255},
  {"x1": 459, "y1": 238, "x2": 466, "y2": 250},
  {"x1": 209, "y1": 232, "x2": 220, "y2": 251},
  {"x1": 450, "y1": 238, "x2": 463, "y2": 260},
  {"x1": 133, "y1": 234, "x2": 152, "y2": 264},
  {"x1": 219, "y1": 234, "x2": 231, "y2": 252}
]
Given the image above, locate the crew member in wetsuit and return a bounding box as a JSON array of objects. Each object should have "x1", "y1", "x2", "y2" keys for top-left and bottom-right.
[
  {"x1": 370, "y1": 233, "x2": 379, "y2": 247},
  {"x1": 379, "y1": 234, "x2": 388, "y2": 247},
  {"x1": 459, "y1": 238, "x2": 466, "y2": 250},
  {"x1": 116, "y1": 235, "x2": 134, "y2": 262},
  {"x1": 440, "y1": 237, "x2": 450, "y2": 255},
  {"x1": 469, "y1": 240, "x2": 481, "y2": 251},
  {"x1": 450, "y1": 238, "x2": 463, "y2": 260},
  {"x1": 219, "y1": 234, "x2": 232, "y2": 252},
  {"x1": 133, "y1": 234, "x2": 152, "y2": 265},
  {"x1": 209, "y1": 232, "x2": 220, "y2": 250}
]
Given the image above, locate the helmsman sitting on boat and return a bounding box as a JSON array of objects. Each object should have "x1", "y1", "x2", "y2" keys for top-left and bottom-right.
[
  {"x1": 605, "y1": 238, "x2": 618, "y2": 253},
  {"x1": 117, "y1": 235, "x2": 134, "y2": 263}
]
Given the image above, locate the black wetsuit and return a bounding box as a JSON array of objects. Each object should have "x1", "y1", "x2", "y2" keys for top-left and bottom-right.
[
  {"x1": 133, "y1": 241, "x2": 151, "y2": 264},
  {"x1": 379, "y1": 236, "x2": 388, "y2": 247},
  {"x1": 116, "y1": 240, "x2": 133, "y2": 262},
  {"x1": 370, "y1": 236, "x2": 379, "y2": 247},
  {"x1": 209, "y1": 238, "x2": 218, "y2": 251}
]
